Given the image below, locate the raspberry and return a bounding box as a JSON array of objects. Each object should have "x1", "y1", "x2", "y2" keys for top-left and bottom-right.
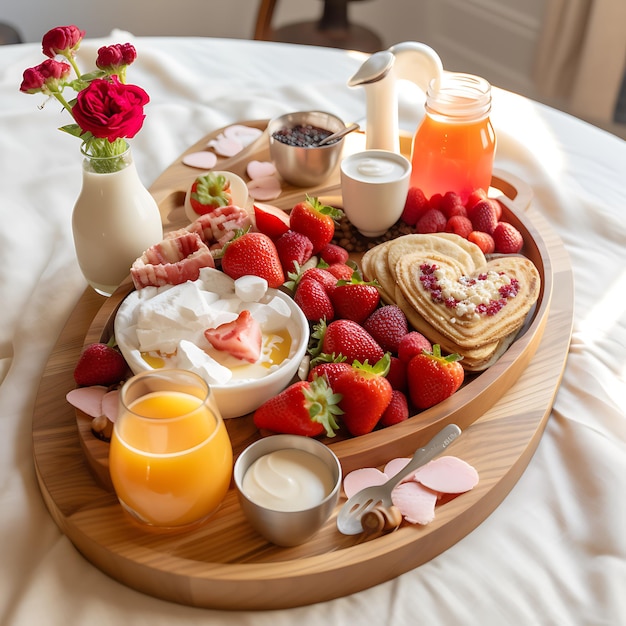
[
  {"x1": 468, "y1": 230, "x2": 495, "y2": 254},
  {"x1": 416, "y1": 208, "x2": 446, "y2": 234},
  {"x1": 468, "y1": 200, "x2": 498, "y2": 234},
  {"x1": 427, "y1": 193, "x2": 443, "y2": 210},
  {"x1": 465, "y1": 188, "x2": 488, "y2": 211},
  {"x1": 400, "y1": 187, "x2": 428, "y2": 226},
  {"x1": 445, "y1": 215, "x2": 473, "y2": 239},
  {"x1": 440, "y1": 191, "x2": 466, "y2": 218},
  {"x1": 398, "y1": 331, "x2": 432, "y2": 363},
  {"x1": 363, "y1": 305, "x2": 409, "y2": 353},
  {"x1": 493, "y1": 221, "x2": 523, "y2": 254}
]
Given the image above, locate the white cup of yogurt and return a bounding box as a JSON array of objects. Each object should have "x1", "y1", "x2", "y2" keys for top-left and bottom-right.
[{"x1": 340, "y1": 149, "x2": 411, "y2": 237}]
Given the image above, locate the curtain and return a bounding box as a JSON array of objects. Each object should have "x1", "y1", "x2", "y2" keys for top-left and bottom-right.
[{"x1": 534, "y1": 0, "x2": 626, "y2": 124}]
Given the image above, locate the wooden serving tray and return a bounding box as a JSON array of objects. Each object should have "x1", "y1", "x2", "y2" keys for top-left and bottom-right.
[{"x1": 32, "y1": 122, "x2": 574, "y2": 610}]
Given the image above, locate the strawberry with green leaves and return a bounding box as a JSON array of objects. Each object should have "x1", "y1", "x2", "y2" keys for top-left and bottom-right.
[
  {"x1": 310, "y1": 319, "x2": 384, "y2": 365},
  {"x1": 289, "y1": 195, "x2": 344, "y2": 253},
  {"x1": 406, "y1": 344, "x2": 464, "y2": 409},
  {"x1": 253, "y1": 376, "x2": 342, "y2": 438},
  {"x1": 332, "y1": 355, "x2": 393, "y2": 436},
  {"x1": 221, "y1": 231, "x2": 285, "y2": 288},
  {"x1": 330, "y1": 274, "x2": 380, "y2": 324},
  {"x1": 188, "y1": 172, "x2": 232, "y2": 217}
]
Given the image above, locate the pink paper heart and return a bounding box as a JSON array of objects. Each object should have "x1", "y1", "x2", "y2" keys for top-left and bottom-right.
[
  {"x1": 182, "y1": 151, "x2": 218, "y2": 170},
  {"x1": 246, "y1": 160, "x2": 276, "y2": 180}
]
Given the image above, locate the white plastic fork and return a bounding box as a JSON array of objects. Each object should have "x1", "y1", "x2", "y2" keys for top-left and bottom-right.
[{"x1": 336, "y1": 424, "x2": 462, "y2": 535}]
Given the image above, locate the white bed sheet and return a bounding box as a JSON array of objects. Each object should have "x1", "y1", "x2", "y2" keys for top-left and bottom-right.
[{"x1": 0, "y1": 35, "x2": 624, "y2": 625}]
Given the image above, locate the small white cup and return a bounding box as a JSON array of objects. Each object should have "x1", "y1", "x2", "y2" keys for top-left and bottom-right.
[{"x1": 340, "y1": 150, "x2": 411, "y2": 237}]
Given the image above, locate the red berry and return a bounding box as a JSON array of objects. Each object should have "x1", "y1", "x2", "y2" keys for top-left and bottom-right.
[
  {"x1": 468, "y1": 230, "x2": 495, "y2": 254},
  {"x1": 397, "y1": 332, "x2": 432, "y2": 363},
  {"x1": 445, "y1": 215, "x2": 473, "y2": 239},
  {"x1": 379, "y1": 390, "x2": 410, "y2": 427},
  {"x1": 74, "y1": 342, "x2": 127, "y2": 387},
  {"x1": 300, "y1": 267, "x2": 338, "y2": 292},
  {"x1": 331, "y1": 280, "x2": 380, "y2": 324},
  {"x1": 294, "y1": 277, "x2": 335, "y2": 322},
  {"x1": 362, "y1": 305, "x2": 409, "y2": 353},
  {"x1": 275, "y1": 229, "x2": 313, "y2": 274},
  {"x1": 493, "y1": 221, "x2": 523, "y2": 254},
  {"x1": 326, "y1": 263, "x2": 354, "y2": 281},
  {"x1": 427, "y1": 193, "x2": 443, "y2": 210},
  {"x1": 319, "y1": 319, "x2": 384, "y2": 364},
  {"x1": 416, "y1": 208, "x2": 446, "y2": 234},
  {"x1": 440, "y1": 191, "x2": 466, "y2": 219},
  {"x1": 468, "y1": 200, "x2": 498, "y2": 234},
  {"x1": 400, "y1": 187, "x2": 428, "y2": 226},
  {"x1": 386, "y1": 356, "x2": 407, "y2": 392},
  {"x1": 290, "y1": 195, "x2": 343, "y2": 253},
  {"x1": 465, "y1": 188, "x2": 488, "y2": 211},
  {"x1": 319, "y1": 242, "x2": 349, "y2": 265},
  {"x1": 307, "y1": 361, "x2": 352, "y2": 388}
]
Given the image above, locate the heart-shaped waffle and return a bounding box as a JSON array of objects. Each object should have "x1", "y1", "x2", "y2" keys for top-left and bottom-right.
[{"x1": 395, "y1": 249, "x2": 541, "y2": 350}]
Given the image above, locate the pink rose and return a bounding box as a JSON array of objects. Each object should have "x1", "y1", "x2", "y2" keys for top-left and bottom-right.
[
  {"x1": 20, "y1": 59, "x2": 71, "y2": 93},
  {"x1": 96, "y1": 43, "x2": 137, "y2": 70},
  {"x1": 42, "y1": 25, "x2": 85, "y2": 58},
  {"x1": 72, "y1": 76, "x2": 150, "y2": 141}
]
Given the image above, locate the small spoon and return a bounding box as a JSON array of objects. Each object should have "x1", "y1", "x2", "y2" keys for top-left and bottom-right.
[
  {"x1": 317, "y1": 122, "x2": 360, "y2": 146},
  {"x1": 336, "y1": 424, "x2": 462, "y2": 535}
]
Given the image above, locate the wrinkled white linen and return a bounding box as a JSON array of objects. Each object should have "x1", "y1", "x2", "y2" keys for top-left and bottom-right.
[{"x1": 0, "y1": 35, "x2": 624, "y2": 626}]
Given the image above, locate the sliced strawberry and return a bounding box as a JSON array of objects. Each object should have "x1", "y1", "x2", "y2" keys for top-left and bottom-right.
[
  {"x1": 253, "y1": 377, "x2": 342, "y2": 437},
  {"x1": 189, "y1": 173, "x2": 232, "y2": 216},
  {"x1": 204, "y1": 309, "x2": 262, "y2": 363},
  {"x1": 253, "y1": 204, "x2": 290, "y2": 240}
]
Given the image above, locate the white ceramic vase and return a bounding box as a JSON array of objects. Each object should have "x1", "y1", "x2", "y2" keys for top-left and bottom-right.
[{"x1": 71, "y1": 141, "x2": 163, "y2": 296}]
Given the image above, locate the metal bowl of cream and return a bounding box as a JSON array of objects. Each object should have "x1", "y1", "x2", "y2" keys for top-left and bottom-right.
[{"x1": 234, "y1": 435, "x2": 342, "y2": 546}]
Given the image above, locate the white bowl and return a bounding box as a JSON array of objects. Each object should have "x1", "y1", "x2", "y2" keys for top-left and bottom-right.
[{"x1": 114, "y1": 271, "x2": 309, "y2": 419}]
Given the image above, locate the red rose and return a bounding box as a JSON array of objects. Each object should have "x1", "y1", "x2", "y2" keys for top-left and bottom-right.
[
  {"x1": 20, "y1": 59, "x2": 71, "y2": 93},
  {"x1": 42, "y1": 25, "x2": 85, "y2": 58},
  {"x1": 72, "y1": 76, "x2": 149, "y2": 141},
  {"x1": 97, "y1": 43, "x2": 137, "y2": 70}
]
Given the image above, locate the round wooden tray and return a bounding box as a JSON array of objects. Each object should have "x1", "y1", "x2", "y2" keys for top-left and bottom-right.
[{"x1": 32, "y1": 122, "x2": 574, "y2": 610}]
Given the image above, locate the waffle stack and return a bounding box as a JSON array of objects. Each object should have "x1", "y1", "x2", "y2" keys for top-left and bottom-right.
[{"x1": 362, "y1": 233, "x2": 541, "y2": 371}]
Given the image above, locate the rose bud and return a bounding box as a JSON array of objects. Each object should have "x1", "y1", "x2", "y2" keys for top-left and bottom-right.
[{"x1": 42, "y1": 25, "x2": 85, "y2": 58}]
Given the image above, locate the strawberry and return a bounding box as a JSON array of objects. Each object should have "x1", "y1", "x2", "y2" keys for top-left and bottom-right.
[
  {"x1": 386, "y1": 355, "x2": 407, "y2": 392},
  {"x1": 445, "y1": 215, "x2": 473, "y2": 239},
  {"x1": 400, "y1": 187, "x2": 428, "y2": 226},
  {"x1": 406, "y1": 344, "x2": 464, "y2": 410},
  {"x1": 204, "y1": 309, "x2": 261, "y2": 363},
  {"x1": 74, "y1": 341, "x2": 127, "y2": 386},
  {"x1": 416, "y1": 208, "x2": 446, "y2": 234},
  {"x1": 379, "y1": 389, "x2": 410, "y2": 427},
  {"x1": 253, "y1": 204, "x2": 290, "y2": 240},
  {"x1": 332, "y1": 355, "x2": 393, "y2": 436},
  {"x1": 493, "y1": 221, "x2": 523, "y2": 254},
  {"x1": 468, "y1": 230, "x2": 495, "y2": 254},
  {"x1": 307, "y1": 360, "x2": 352, "y2": 388},
  {"x1": 468, "y1": 199, "x2": 498, "y2": 234},
  {"x1": 363, "y1": 304, "x2": 409, "y2": 353},
  {"x1": 289, "y1": 195, "x2": 344, "y2": 253},
  {"x1": 319, "y1": 242, "x2": 349, "y2": 265},
  {"x1": 253, "y1": 377, "x2": 342, "y2": 438},
  {"x1": 301, "y1": 266, "x2": 338, "y2": 292},
  {"x1": 294, "y1": 277, "x2": 335, "y2": 322},
  {"x1": 188, "y1": 172, "x2": 231, "y2": 217},
  {"x1": 397, "y1": 331, "x2": 432, "y2": 363},
  {"x1": 326, "y1": 262, "x2": 355, "y2": 282},
  {"x1": 311, "y1": 319, "x2": 384, "y2": 365},
  {"x1": 439, "y1": 191, "x2": 466, "y2": 219},
  {"x1": 427, "y1": 193, "x2": 443, "y2": 210},
  {"x1": 221, "y1": 231, "x2": 285, "y2": 288},
  {"x1": 330, "y1": 276, "x2": 380, "y2": 324},
  {"x1": 275, "y1": 229, "x2": 313, "y2": 273}
]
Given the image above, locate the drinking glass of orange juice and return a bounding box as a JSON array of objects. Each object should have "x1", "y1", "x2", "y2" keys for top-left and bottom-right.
[{"x1": 109, "y1": 369, "x2": 233, "y2": 530}]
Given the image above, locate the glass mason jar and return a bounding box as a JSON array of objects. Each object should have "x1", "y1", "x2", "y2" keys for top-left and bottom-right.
[
  {"x1": 410, "y1": 72, "x2": 496, "y2": 203},
  {"x1": 71, "y1": 141, "x2": 163, "y2": 296}
]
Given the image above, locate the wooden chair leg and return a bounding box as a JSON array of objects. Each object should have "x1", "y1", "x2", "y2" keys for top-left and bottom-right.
[{"x1": 254, "y1": 0, "x2": 278, "y2": 41}]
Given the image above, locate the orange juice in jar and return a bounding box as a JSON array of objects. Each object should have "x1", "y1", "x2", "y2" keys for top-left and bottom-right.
[
  {"x1": 109, "y1": 370, "x2": 232, "y2": 530},
  {"x1": 410, "y1": 72, "x2": 496, "y2": 203}
]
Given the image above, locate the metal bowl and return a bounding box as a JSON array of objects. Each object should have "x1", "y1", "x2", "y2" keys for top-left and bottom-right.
[
  {"x1": 234, "y1": 435, "x2": 342, "y2": 546},
  {"x1": 268, "y1": 111, "x2": 346, "y2": 187}
]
